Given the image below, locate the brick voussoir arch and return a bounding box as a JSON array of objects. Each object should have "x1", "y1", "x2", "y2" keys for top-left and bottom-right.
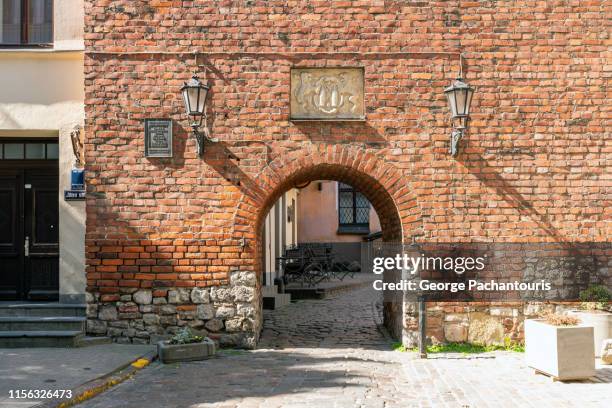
[{"x1": 242, "y1": 144, "x2": 420, "y2": 244}]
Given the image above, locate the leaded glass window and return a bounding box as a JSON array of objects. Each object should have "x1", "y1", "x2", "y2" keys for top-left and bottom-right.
[{"x1": 338, "y1": 182, "x2": 370, "y2": 234}]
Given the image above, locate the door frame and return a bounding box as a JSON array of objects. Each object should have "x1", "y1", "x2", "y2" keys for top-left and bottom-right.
[{"x1": 0, "y1": 169, "x2": 23, "y2": 300}]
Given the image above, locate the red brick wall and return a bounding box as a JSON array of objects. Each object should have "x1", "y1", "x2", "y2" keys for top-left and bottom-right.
[{"x1": 84, "y1": 1, "x2": 610, "y2": 344}]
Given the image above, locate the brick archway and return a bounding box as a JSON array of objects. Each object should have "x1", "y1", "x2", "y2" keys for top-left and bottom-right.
[
  {"x1": 235, "y1": 144, "x2": 420, "y2": 344},
  {"x1": 236, "y1": 144, "x2": 420, "y2": 246}
]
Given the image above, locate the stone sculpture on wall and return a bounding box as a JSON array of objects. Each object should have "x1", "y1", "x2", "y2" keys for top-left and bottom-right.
[{"x1": 290, "y1": 67, "x2": 365, "y2": 120}]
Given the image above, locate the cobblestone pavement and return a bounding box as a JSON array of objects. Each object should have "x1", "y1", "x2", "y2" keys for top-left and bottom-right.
[
  {"x1": 0, "y1": 344, "x2": 154, "y2": 408},
  {"x1": 258, "y1": 284, "x2": 387, "y2": 349},
  {"x1": 78, "y1": 286, "x2": 611, "y2": 408}
]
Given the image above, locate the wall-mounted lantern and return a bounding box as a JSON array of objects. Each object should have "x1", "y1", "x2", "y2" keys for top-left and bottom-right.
[
  {"x1": 444, "y1": 76, "x2": 474, "y2": 157},
  {"x1": 181, "y1": 74, "x2": 216, "y2": 155}
]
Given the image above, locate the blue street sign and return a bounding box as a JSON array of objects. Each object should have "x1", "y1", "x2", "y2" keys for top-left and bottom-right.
[{"x1": 71, "y1": 168, "x2": 85, "y2": 191}]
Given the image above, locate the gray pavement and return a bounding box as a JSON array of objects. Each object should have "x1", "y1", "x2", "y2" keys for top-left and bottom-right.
[
  {"x1": 76, "y1": 287, "x2": 611, "y2": 408},
  {"x1": 404, "y1": 353, "x2": 612, "y2": 408},
  {"x1": 0, "y1": 344, "x2": 154, "y2": 407}
]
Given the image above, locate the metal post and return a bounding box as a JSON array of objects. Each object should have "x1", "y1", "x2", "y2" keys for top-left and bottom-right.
[{"x1": 418, "y1": 295, "x2": 427, "y2": 359}]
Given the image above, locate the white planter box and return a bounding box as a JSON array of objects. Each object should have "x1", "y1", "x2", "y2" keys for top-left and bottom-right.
[
  {"x1": 568, "y1": 310, "x2": 612, "y2": 357},
  {"x1": 525, "y1": 319, "x2": 595, "y2": 381}
]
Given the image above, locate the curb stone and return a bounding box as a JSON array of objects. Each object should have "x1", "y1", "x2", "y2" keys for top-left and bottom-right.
[{"x1": 32, "y1": 350, "x2": 158, "y2": 408}]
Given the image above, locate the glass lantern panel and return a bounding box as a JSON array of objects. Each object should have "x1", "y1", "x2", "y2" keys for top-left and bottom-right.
[
  {"x1": 197, "y1": 88, "x2": 207, "y2": 113},
  {"x1": 182, "y1": 88, "x2": 192, "y2": 114},
  {"x1": 465, "y1": 87, "x2": 474, "y2": 116},
  {"x1": 455, "y1": 88, "x2": 467, "y2": 116},
  {"x1": 187, "y1": 88, "x2": 201, "y2": 115},
  {"x1": 446, "y1": 91, "x2": 457, "y2": 117}
]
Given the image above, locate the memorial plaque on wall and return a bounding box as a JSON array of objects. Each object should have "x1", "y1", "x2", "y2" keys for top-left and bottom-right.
[
  {"x1": 144, "y1": 119, "x2": 173, "y2": 157},
  {"x1": 290, "y1": 67, "x2": 365, "y2": 121}
]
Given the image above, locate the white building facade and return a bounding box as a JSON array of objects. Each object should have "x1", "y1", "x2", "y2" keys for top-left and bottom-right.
[{"x1": 0, "y1": 0, "x2": 85, "y2": 303}]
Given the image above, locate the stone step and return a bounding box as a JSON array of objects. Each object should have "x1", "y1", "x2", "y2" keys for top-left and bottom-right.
[
  {"x1": 0, "y1": 303, "x2": 86, "y2": 317},
  {"x1": 77, "y1": 336, "x2": 112, "y2": 347},
  {"x1": 0, "y1": 330, "x2": 83, "y2": 348},
  {"x1": 263, "y1": 293, "x2": 291, "y2": 310},
  {"x1": 0, "y1": 316, "x2": 86, "y2": 331},
  {"x1": 262, "y1": 285, "x2": 279, "y2": 297}
]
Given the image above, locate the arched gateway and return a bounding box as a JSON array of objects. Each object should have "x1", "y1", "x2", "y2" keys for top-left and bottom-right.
[{"x1": 230, "y1": 144, "x2": 420, "y2": 347}]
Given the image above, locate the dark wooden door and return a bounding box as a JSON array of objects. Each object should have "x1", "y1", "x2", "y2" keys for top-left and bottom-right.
[
  {"x1": 25, "y1": 169, "x2": 59, "y2": 300},
  {"x1": 0, "y1": 165, "x2": 59, "y2": 300}
]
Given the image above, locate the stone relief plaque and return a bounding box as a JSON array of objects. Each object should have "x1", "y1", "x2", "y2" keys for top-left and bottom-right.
[
  {"x1": 144, "y1": 119, "x2": 173, "y2": 158},
  {"x1": 290, "y1": 67, "x2": 365, "y2": 121}
]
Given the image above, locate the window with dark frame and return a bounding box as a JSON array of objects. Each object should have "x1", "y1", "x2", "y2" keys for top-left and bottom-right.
[
  {"x1": 337, "y1": 182, "x2": 370, "y2": 234},
  {"x1": 0, "y1": 140, "x2": 58, "y2": 160},
  {"x1": 1, "y1": 0, "x2": 53, "y2": 46}
]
